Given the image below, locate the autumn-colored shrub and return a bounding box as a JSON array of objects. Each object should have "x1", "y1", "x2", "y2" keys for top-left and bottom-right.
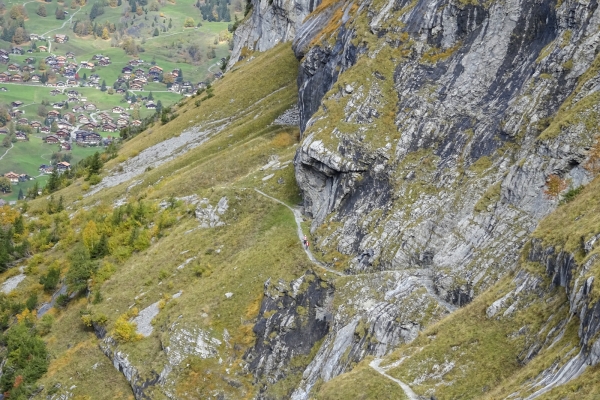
[
  {"x1": 112, "y1": 315, "x2": 142, "y2": 343},
  {"x1": 544, "y1": 174, "x2": 568, "y2": 199}
]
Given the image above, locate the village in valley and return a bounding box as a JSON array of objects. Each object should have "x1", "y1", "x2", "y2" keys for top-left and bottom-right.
[{"x1": 0, "y1": 0, "x2": 235, "y2": 200}]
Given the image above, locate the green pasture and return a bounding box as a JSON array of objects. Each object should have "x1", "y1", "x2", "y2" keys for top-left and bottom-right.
[
  {"x1": 0, "y1": 0, "x2": 239, "y2": 193},
  {"x1": 0, "y1": 134, "x2": 98, "y2": 201}
]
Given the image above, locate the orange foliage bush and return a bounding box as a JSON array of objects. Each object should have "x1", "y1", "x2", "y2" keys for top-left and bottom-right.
[{"x1": 544, "y1": 174, "x2": 568, "y2": 199}]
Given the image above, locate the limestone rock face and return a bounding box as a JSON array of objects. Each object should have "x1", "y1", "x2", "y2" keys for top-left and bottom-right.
[
  {"x1": 528, "y1": 240, "x2": 600, "y2": 367},
  {"x1": 227, "y1": 0, "x2": 321, "y2": 70},
  {"x1": 287, "y1": 0, "x2": 600, "y2": 395},
  {"x1": 295, "y1": 0, "x2": 598, "y2": 303},
  {"x1": 227, "y1": 0, "x2": 600, "y2": 396},
  {"x1": 245, "y1": 273, "x2": 334, "y2": 399}
]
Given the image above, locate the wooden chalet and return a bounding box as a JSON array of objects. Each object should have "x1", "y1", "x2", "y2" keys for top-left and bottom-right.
[
  {"x1": 56, "y1": 161, "x2": 71, "y2": 171},
  {"x1": 54, "y1": 34, "x2": 68, "y2": 43},
  {"x1": 4, "y1": 172, "x2": 19, "y2": 183},
  {"x1": 15, "y1": 132, "x2": 27, "y2": 140},
  {"x1": 55, "y1": 130, "x2": 70, "y2": 139},
  {"x1": 75, "y1": 130, "x2": 102, "y2": 145},
  {"x1": 149, "y1": 66, "x2": 163, "y2": 76},
  {"x1": 83, "y1": 122, "x2": 98, "y2": 131},
  {"x1": 102, "y1": 122, "x2": 118, "y2": 132}
]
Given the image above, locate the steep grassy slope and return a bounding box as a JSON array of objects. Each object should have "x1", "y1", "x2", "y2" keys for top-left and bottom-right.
[
  {"x1": 4, "y1": 0, "x2": 600, "y2": 396},
  {"x1": 0, "y1": 43, "x2": 329, "y2": 399}
]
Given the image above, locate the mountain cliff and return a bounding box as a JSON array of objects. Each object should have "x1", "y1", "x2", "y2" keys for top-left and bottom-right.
[
  {"x1": 1, "y1": 0, "x2": 600, "y2": 398},
  {"x1": 229, "y1": 0, "x2": 600, "y2": 397}
]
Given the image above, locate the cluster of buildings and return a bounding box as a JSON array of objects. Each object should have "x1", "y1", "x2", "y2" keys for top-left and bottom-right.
[
  {"x1": 28, "y1": 33, "x2": 69, "y2": 44},
  {"x1": 38, "y1": 161, "x2": 70, "y2": 175},
  {"x1": 0, "y1": 46, "x2": 113, "y2": 89},
  {"x1": 117, "y1": 59, "x2": 211, "y2": 95},
  {"x1": 0, "y1": 50, "x2": 81, "y2": 85}
]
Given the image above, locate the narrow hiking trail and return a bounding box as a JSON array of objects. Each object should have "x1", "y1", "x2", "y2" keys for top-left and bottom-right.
[
  {"x1": 252, "y1": 187, "x2": 461, "y2": 318},
  {"x1": 369, "y1": 358, "x2": 420, "y2": 400},
  {"x1": 255, "y1": 187, "x2": 443, "y2": 399},
  {"x1": 0, "y1": 143, "x2": 14, "y2": 162},
  {"x1": 253, "y1": 188, "x2": 344, "y2": 277},
  {"x1": 42, "y1": 7, "x2": 82, "y2": 37}
]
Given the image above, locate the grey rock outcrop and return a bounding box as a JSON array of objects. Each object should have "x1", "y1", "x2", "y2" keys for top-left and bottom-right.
[
  {"x1": 528, "y1": 240, "x2": 600, "y2": 368},
  {"x1": 479, "y1": 238, "x2": 600, "y2": 398},
  {"x1": 245, "y1": 272, "x2": 334, "y2": 399},
  {"x1": 95, "y1": 319, "x2": 225, "y2": 399},
  {"x1": 295, "y1": 0, "x2": 598, "y2": 305},
  {"x1": 1, "y1": 269, "x2": 25, "y2": 294},
  {"x1": 227, "y1": 0, "x2": 322, "y2": 70},
  {"x1": 196, "y1": 196, "x2": 228, "y2": 228},
  {"x1": 98, "y1": 336, "x2": 160, "y2": 400},
  {"x1": 294, "y1": 3, "x2": 359, "y2": 132},
  {"x1": 291, "y1": 269, "x2": 449, "y2": 398},
  {"x1": 132, "y1": 302, "x2": 160, "y2": 337}
]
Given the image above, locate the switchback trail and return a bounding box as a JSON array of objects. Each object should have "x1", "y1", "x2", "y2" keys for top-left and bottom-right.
[
  {"x1": 253, "y1": 188, "x2": 344, "y2": 277},
  {"x1": 369, "y1": 358, "x2": 420, "y2": 400}
]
